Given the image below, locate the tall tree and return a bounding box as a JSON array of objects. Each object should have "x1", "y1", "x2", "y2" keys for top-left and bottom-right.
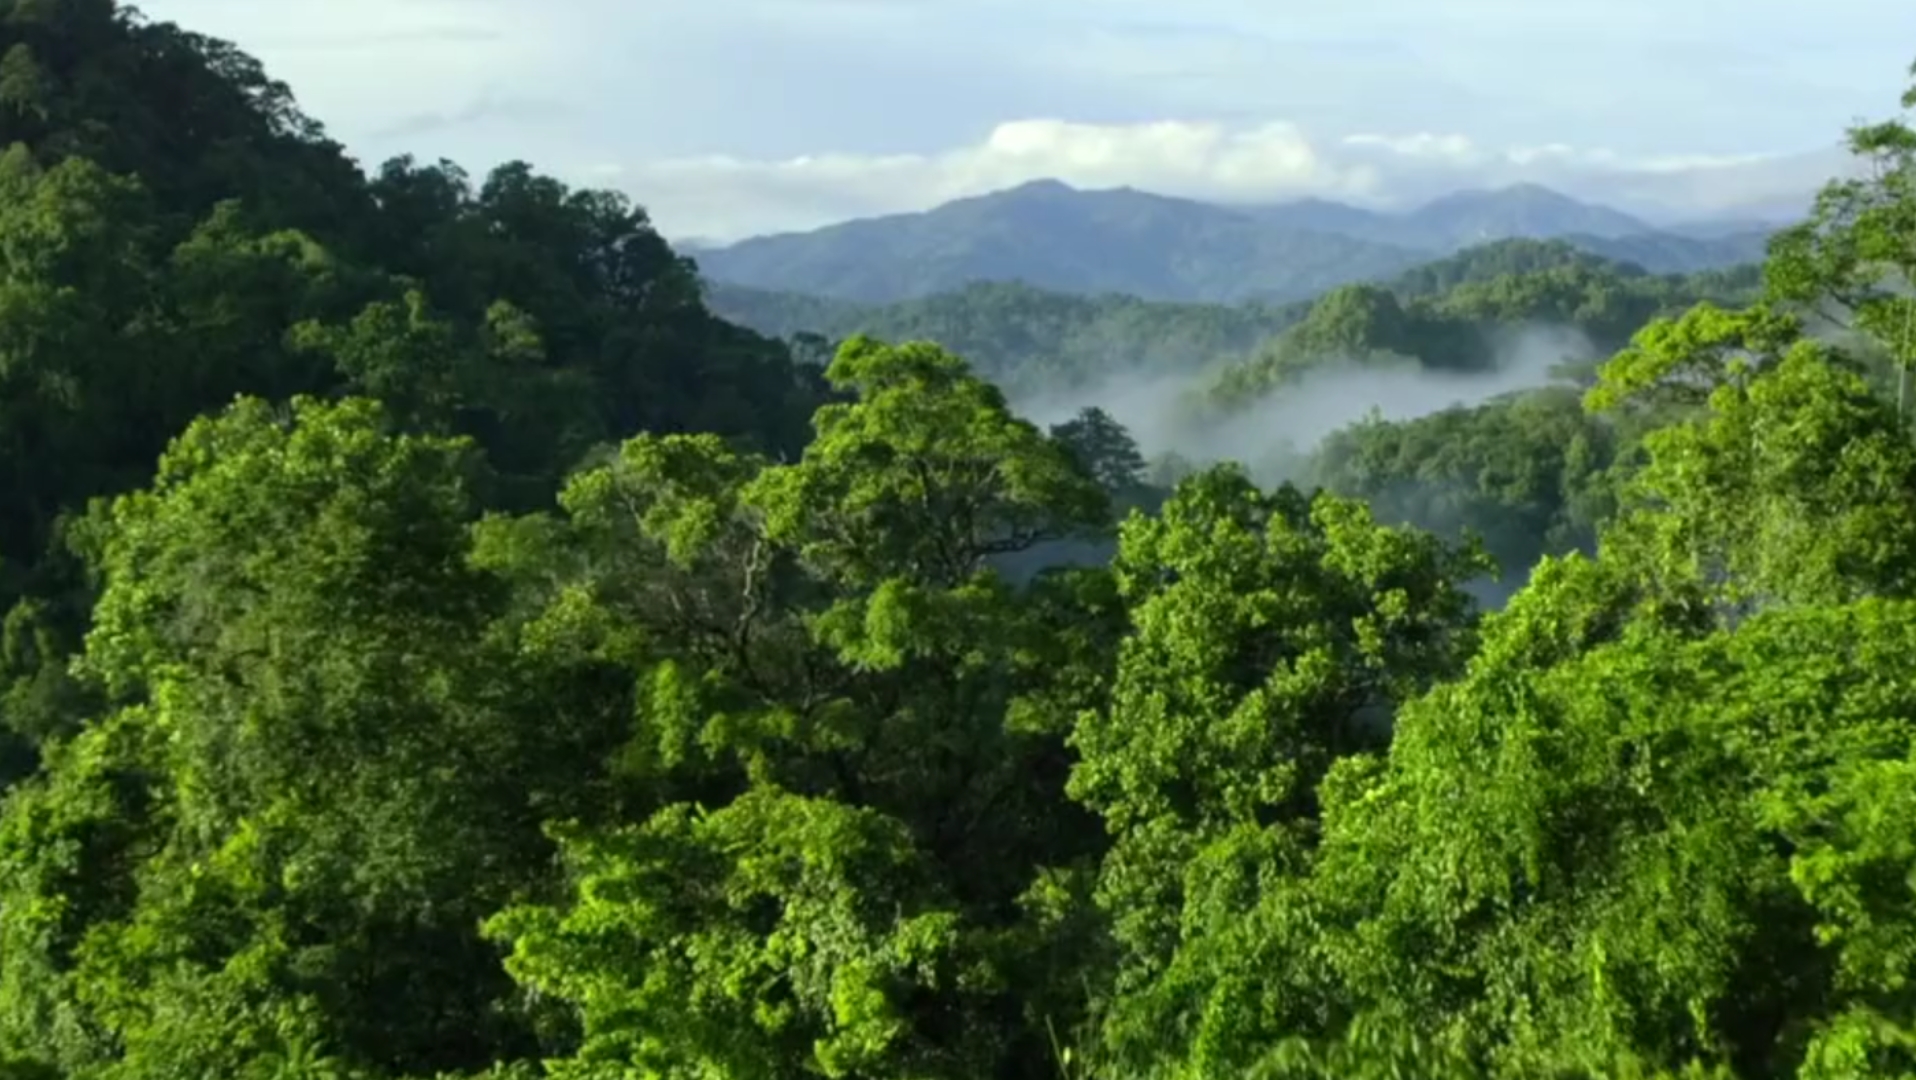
[{"x1": 1051, "y1": 407, "x2": 1149, "y2": 497}]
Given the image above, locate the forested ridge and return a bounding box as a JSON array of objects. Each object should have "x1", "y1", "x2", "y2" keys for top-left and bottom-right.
[
  {"x1": 703, "y1": 243, "x2": 1764, "y2": 397},
  {"x1": 5, "y1": 4, "x2": 1916, "y2": 1078}
]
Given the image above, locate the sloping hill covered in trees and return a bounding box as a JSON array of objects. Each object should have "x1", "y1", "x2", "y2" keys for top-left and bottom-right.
[
  {"x1": 0, "y1": 0, "x2": 829, "y2": 777},
  {"x1": 704, "y1": 240, "x2": 1764, "y2": 398},
  {"x1": 703, "y1": 278, "x2": 1310, "y2": 395},
  {"x1": 6, "y1": 5, "x2": 1916, "y2": 1080},
  {"x1": 1206, "y1": 258, "x2": 1765, "y2": 406}
]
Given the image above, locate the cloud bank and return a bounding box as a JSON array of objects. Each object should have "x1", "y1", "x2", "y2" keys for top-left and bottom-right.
[{"x1": 138, "y1": 0, "x2": 1889, "y2": 246}]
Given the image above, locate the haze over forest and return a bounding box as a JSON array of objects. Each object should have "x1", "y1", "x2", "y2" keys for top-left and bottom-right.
[{"x1": 8, "y1": 3, "x2": 1916, "y2": 1079}]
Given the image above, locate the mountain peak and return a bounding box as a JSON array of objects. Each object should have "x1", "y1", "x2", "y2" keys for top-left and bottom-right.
[{"x1": 999, "y1": 178, "x2": 1079, "y2": 198}]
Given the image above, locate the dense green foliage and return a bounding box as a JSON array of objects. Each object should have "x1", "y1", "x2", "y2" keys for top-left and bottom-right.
[
  {"x1": 0, "y1": 0, "x2": 826, "y2": 780},
  {"x1": 1305, "y1": 385, "x2": 1619, "y2": 588},
  {"x1": 7, "y1": 8, "x2": 1916, "y2": 1080}
]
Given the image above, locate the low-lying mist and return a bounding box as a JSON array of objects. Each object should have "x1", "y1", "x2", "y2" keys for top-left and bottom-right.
[
  {"x1": 1003, "y1": 323, "x2": 1603, "y2": 607},
  {"x1": 1017, "y1": 322, "x2": 1598, "y2": 487}
]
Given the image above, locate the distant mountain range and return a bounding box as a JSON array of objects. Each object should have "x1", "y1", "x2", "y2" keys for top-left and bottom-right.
[{"x1": 688, "y1": 180, "x2": 1780, "y2": 305}]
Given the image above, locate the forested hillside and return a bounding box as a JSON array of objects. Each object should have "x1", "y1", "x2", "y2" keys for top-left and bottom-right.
[
  {"x1": 6, "y1": 5, "x2": 1916, "y2": 1079},
  {"x1": 703, "y1": 241, "x2": 1766, "y2": 399},
  {"x1": 704, "y1": 279, "x2": 1309, "y2": 395},
  {"x1": 1207, "y1": 257, "x2": 1767, "y2": 403},
  {"x1": 0, "y1": 1, "x2": 828, "y2": 772}
]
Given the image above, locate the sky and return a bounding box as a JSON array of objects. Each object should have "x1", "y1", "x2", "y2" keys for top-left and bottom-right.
[{"x1": 137, "y1": 0, "x2": 1916, "y2": 243}]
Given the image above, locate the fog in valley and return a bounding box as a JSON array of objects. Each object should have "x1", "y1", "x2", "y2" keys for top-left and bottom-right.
[
  {"x1": 1015, "y1": 322, "x2": 1599, "y2": 487},
  {"x1": 994, "y1": 323, "x2": 1604, "y2": 602}
]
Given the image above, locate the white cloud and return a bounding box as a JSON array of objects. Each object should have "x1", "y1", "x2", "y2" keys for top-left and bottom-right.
[
  {"x1": 594, "y1": 118, "x2": 1848, "y2": 243},
  {"x1": 132, "y1": 0, "x2": 1889, "y2": 246},
  {"x1": 138, "y1": 0, "x2": 569, "y2": 129}
]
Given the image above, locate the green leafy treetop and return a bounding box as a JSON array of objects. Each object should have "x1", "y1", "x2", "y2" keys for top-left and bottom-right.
[{"x1": 480, "y1": 337, "x2": 1117, "y2": 1080}]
